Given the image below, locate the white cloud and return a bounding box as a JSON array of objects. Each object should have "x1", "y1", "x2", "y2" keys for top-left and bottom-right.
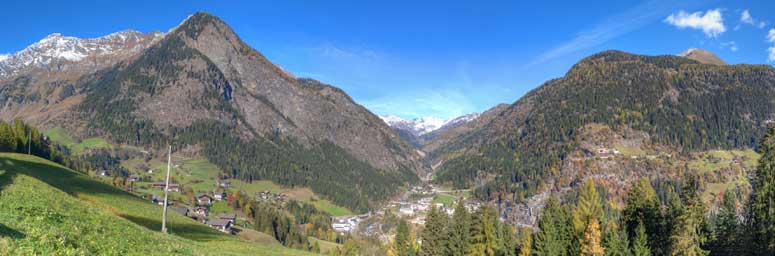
[
  {"x1": 768, "y1": 29, "x2": 775, "y2": 43},
  {"x1": 769, "y1": 47, "x2": 775, "y2": 62},
  {"x1": 0, "y1": 54, "x2": 9, "y2": 62},
  {"x1": 665, "y1": 9, "x2": 726, "y2": 38},
  {"x1": 740, "y1": 10, "x2": 754, "y2": 25}
]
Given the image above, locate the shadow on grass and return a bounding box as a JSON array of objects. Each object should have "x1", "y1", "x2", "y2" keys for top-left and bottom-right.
[
  {"x1": 0, "y1": 223, "x2": 25, "y2": 239},
  {"x1": 0, "y1": 169, "x2": 16, "y2": 194},
  {"x1": 0, "y1": 156, "x2": 128, "y2": 198},
  {"x1": 119, "y1": 214, "x2": 228, "y2": 242}
]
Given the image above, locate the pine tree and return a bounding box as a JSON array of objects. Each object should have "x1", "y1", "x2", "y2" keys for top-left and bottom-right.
[
  {"x1": 394, "y1": 220, "x2": 413, "y2": 256},
  {"x1": 580, "y1": 218, "x2": 605, "y2": 256},
  {"x1": 517, "y1": 230, "x2": 532, "y2": 256},
  {"x1": 574, "y1": 180, "x2": 604, "y2": 235},
  {"x1": 747, "y1": 126, "x2": 775, "y2": 255},
  {"x1": 447, "y1": 201, "x2": 470, "y2": 256},
  {"x1": 668, "y1": 176, "x2": 708, "y2": 256},
  {"x1": 420, "y1": 206, "x2": 448, "y2": 256},
  {"x1": 623, "y1": 178, "x2": 660, "y2": 254},
  {"x1": 0, "y1": 121, "x2": 17, "y2": 152},
  {"x1": 602, "y1": 220, "x2": 630, "y2": 256},
  {"x1": 533, "y1": 195, "x2": 571, "y2": 256},
  {"x1": 633, "y1": 221, "x2": 651, "y2": 256},
  {"x1": 468, "y1": 206, "x2": 500, "y2": 256},
  {"x1": 708, "y1": 190, "x2": 739, "y2": 255}
]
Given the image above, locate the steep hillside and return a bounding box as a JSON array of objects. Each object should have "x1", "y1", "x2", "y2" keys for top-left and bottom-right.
[
  {"x1": 0, "y1": 153, "x2": 312, "y2": 255},
  {"x1": 677, "y1": 48, "x2": 726, "y2": 65},
  {"x1": 431, "y1": 50, "x2": 775, "y2": 203},
  {"x1": 0, "y1": 12, "x2": 424, "y2": 211}
]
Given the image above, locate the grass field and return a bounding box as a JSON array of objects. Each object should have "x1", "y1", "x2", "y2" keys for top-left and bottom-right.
[
  {"x1": 43, "y1": 127, "x2": 112, "y2": 154},
  {"x1": 688, "y1": 149, "x2": 760, "y2": 173},
  {"x1": 123, "y1": 154, "x2": 353, "y2": 216},
  {"x1": 311, "y1": 199, "x2": 353, "y2": 217},
  {"x1": 432, "y1": 194, "x2": 456, "y2": 207},
  {"x1": 309, "y1": 237, "x2": 342, "y2": 254},
  {"x1": 0, "y1": 153, "x2": 314, "y2": 255}
]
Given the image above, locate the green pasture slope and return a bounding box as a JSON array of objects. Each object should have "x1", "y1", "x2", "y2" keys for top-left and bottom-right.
[{"x1": 0, "y1": 153, "x2": 314, "y2": 255}]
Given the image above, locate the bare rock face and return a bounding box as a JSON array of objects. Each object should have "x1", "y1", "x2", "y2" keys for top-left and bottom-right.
[
  {"x1": 164, "y1": 13, "x2": 426, "y2": 173},
  {"x1": 677, "y1": 48, "x2": 726, "y2": 65}
]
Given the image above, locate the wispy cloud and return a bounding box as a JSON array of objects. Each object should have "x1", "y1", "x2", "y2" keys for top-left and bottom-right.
[
  {"x1": 736, "y1": 9, "x2": 766, "y2": 30},
  {"x1": 768, "y1": 47, "x2": 775, "y2": 62},
  {"x1": 721, "y1": 41, "x2": 738, "y2": 52},
  {"x1": 665, "y1": 9, "x2": 726, "y2": 38},
  {"x1": 527, "y1": 0, "x2": 680, "y2": 67},
  {"x1": 768, "y1": 29, "x2": 775, "y2": 43}
]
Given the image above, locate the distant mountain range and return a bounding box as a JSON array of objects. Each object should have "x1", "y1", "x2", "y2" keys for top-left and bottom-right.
[{"x1": 380, "y1": 113, "x2": 480, "y2": 148}]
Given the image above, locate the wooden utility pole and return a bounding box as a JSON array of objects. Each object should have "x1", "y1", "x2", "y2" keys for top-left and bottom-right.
[
  {"x1": 161, "y1": 145, "x2": 172, "y2": 234},
  {"x1": 27, "y1": 130, "x2": 31, "y2": 155}
]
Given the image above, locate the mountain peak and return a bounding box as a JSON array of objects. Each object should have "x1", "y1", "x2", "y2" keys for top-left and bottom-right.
[{"x1": 677, "y1": 48, "x2": 726, "y2": 65}]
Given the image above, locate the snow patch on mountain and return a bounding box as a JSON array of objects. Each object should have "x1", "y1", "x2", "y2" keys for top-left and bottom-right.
[
  {"x1": 0, "y1": 30, "x2": 164, "y2": 79},
  {"x1": 381, "y1": 113, "x2": 480, "y2": 136}
]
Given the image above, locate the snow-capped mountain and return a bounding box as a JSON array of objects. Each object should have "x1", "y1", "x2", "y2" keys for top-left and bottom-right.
[
  {"x1": 0, "y1": 30, "x2": 164, "y2": 79},
  {"x1": 381, "y1": 113, "x2": 480, "y2": 137}
]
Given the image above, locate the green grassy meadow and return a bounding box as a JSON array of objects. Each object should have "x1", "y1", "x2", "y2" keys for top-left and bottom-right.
[{"x1": 0, "y1": 153, "x2": 314, "y2": 255}]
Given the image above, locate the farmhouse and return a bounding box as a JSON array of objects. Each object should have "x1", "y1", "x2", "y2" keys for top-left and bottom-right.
[
  {"x1": 192, "y1": 206, "x2": 209, "y2": 217},
  {"x1": 206, "y1": 219, "x2": 232, "y2": 233},
  {"x1": 217, "y1": 213, "x2": 237, "y2": 224},
  {"x1": 129, "y1": 174, "x2": 139, "y2": 182},
  {"x1": 171, "y1": 207, "x2": 189, "y2": 217},
  {"x1": 196, "y1": 194, "x2": 213, "y2": 206},
  {"x1": 213, "y1": 191, "x2": 227, "y2": 201},
  {"x1": 151, "y1": 182, "x2": 180, "y2": 192}
]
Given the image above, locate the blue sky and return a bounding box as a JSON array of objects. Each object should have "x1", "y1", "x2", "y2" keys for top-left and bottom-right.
[{"x1": 2, "y1": 0, "x2": 775, "y2": 119}]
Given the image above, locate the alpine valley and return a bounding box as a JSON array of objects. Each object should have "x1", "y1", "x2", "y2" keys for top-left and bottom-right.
[{"x1": 3, "y1": 9, "x2": 775, "y2": 256}]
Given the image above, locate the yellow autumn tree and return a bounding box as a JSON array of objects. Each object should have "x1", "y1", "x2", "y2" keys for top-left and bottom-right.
[{"x1": 580, "y1": 218, "x2": 605, "y2": 256}]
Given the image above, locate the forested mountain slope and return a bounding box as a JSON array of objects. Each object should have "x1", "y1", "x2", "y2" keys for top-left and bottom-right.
[
  {"x1": 431, "y1": 50, "x2": 775, "y2": 201},
  {"x1": 0, "y1": 12, "x2": 425, "y2": 211}
]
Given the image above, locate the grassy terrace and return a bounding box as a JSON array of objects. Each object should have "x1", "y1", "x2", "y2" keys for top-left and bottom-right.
[
  {"x1": 125, "y1": 154, "x2": 353, "y2": 216},
  {"x1": 0, "y1": 153, "x2": 313, "y2": 255},
  {"x1": 44, "y1": 127, "x2": 112, "y2": 154}
]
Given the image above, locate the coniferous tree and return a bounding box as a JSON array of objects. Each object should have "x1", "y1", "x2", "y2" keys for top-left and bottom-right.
[
  {"x1": 668, "y1": 176, "x2": 708, "y2": 256},
  {"x1": 394, "y1": 220, "x2": 416, "y2": 256},
  {"x1": 0, "y1": 121, "x2": 17, "y2": 152},
  {"x1": 708, "y1": 190, "x2": 739, "y2": 255},
  {"x1": 533, "y1": 195, "x2": 572, "y2": 256},
  {"x1": 624, "y1": 178, "x2": 660, "y2": 254},
  {"x1": 517, "y1": 230, "x2": 532, "y2": 256},
  {"x1": 602, "y1": 220, "x2": 630, "y2": 256},
  {"x1": 633, "y1": 221, "x2": 651, "y2": 256},
  {"x1": 420, "y1": 206, "x2": 448, "y2": 256},
  {"x1": 447, "y1": 201, "x2": 470, "y2": 256},
  {"x1": 747, "y1": 126, "x2": 775, "y2": 255},
  {"x1": 468, "y1": 206, "x2": 500, "y2": 256},
  {"x1": 581, "y1": 218, "x2": 605, "y2": 256},
  {"x1": 574, "y1": 180, "x2": 604, "y2": 234}
]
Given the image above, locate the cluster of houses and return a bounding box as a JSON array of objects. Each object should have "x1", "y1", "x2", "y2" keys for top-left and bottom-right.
[
  {"x1": 331, "y1": 214, "x2": 370, "y2": 233},
  {"x1": 151, "y1": 182, "x2": 180, "y2": 192},
  {"x1": 150, "y1": 190, "x2": 236, "y2": 233},
  {"x1": 256, "y1": 191, "x2": 288, "y2": 202}
]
